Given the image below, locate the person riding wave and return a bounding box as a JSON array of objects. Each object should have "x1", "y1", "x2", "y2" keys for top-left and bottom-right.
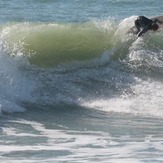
[{"x1": 135, "y1": 16, "x2": 161, "y2": 37}]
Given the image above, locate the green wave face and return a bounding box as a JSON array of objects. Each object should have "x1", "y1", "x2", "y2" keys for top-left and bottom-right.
[{"x1": 1, "y1": 22, "x2": 116, "y2": 67}]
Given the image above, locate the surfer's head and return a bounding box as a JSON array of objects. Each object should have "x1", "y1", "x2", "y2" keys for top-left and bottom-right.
[{"x1": 151, "y1": 23, "x2": 159, "y2": 31}]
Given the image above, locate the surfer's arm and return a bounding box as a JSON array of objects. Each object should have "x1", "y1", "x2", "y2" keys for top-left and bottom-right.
[
  {"x1": 159, "y1": 20, "x2": 163, "y2": 24},
  {"x1": 153, "y1": 18, "x2": 163, "y2": 24}
]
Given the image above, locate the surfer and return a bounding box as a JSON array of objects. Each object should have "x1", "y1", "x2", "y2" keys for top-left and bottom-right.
[{"x1": 134, "y1": 16, "x2": 160, "y2": 37}]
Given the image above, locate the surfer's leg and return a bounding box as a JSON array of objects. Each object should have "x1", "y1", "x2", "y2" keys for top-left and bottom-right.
[
  {"x1": 134, "y1": 19, "x2": 141, "y2": 34},
  {"x1": 137, "y1": 27, "x2": 148, "y2": 37}
]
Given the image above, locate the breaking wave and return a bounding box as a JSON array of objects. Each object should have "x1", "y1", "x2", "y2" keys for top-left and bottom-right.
[{"x1": 0, "y1": 16, "x2": 163, "y2": 117}]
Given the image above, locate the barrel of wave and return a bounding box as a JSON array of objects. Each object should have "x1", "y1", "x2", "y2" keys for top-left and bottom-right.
[{"x1": 1, "y1": 22, "x2": 116, "y2": 67}]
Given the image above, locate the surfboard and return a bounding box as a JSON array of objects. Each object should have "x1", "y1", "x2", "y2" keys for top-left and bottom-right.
[
  {"x1": 127, "y1": 16, "x2": 163, "y2": 34},
  {"x1": 151, "y1": 15, "x2": 163, "y2": 22}
]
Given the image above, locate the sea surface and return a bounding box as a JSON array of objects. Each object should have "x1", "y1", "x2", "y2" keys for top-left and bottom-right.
[{"x1": 0, "y1": 0, "x2": 163, "y2": 162}]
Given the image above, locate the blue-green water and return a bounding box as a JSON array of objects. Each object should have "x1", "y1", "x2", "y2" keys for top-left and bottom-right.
[
  {"x1": 0, "y1": 0, "x2": 163, "y2": 162},
  {"x1": 0, "y1": 0, "x2": 162, "y2": 23}
]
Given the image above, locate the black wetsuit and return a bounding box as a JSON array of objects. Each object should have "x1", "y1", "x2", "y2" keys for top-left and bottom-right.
[{"x1": 135, "y1": 16, "x2": 154, "y2": 37}]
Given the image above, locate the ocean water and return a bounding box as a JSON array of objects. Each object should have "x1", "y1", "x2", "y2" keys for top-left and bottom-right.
[{"x1": 0, "y1": 0, "x2": 163, "y2": 162}]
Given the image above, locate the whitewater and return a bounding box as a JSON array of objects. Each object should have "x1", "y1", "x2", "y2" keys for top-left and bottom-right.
[{"x1": 0, "y1": 0, "x2": 163, "y2": 162}]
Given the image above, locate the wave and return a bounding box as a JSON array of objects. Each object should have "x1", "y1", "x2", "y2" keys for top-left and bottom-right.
[
  {"x1": 1, "y1": 17, "x2": 163, "y2": 116},
  {"x1": 1, "y1": 17, "x2": 163, "y2": 67}
]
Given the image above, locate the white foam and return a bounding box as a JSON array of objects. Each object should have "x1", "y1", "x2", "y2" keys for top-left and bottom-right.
[
  {"x1": 1, "y1": 119, "x2": 163, "y2": 163},
  {"x1": 0, "y1": 43, "x2": 34, "y2": 112},
  {"x1": 115, "y1": 15, "x2": 137, "y2": 37},
  {"x1": 81, "y1": 76, "x2": 163, "y2": 118}
]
